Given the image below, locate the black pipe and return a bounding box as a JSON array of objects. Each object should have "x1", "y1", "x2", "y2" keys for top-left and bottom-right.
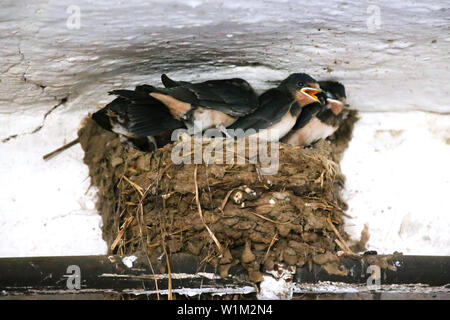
[
  {"x1": 296, "y1": 255, "x2": 450, "y2": 287},
  {"x1": 0, "y1": 254, "x2": 449, "y2": 295},
  {"x1": 0, "y1": 253, "x2": 250, "y2": 295}
]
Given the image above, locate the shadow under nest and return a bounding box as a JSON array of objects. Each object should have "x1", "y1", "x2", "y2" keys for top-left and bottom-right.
[{"x1": 78, "y1": 110, "x2": 359, "y2": 284}]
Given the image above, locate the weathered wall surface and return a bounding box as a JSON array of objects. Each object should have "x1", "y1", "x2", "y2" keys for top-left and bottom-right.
[{"x1": 0, "y1": 0, "x2": 449, "y2": 257}]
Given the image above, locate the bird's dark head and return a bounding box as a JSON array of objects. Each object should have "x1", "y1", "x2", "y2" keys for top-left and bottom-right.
[
  {"x1": 318, "y1": 80, "x2": 347, "y2": 103},
  {"x1": 279, "y1": 73, "x2": 322, "y2": 107}
]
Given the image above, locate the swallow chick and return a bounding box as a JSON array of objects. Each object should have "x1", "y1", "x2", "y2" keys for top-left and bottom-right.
[
  {"x1": 283, "y1": 80, "x2": 348, "y2": 146},
  {"x1": 145, "y1": 74, "x2": 259, "y2": 133},
  {"x1": 317, "y1": 80, "x2": 349, "y2": 125},
  {"x1": 318, "y1": 80, "x2": 347, "y2": 103},
  {"x1": 92, "y1": 84, "x2": 185, "y2": 151},
  {"x1": 227, "y1": 73, "x2": 322, "y2": 141}
]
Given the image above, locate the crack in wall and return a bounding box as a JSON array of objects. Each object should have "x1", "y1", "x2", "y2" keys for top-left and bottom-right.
[
  {"x1": 2, "y1": 43, "x2": 25, "y2": 74},
  {"x1": 18, "y1": 43, "x2": 48, "y2": 92},
  {"x1": 1, "y1": 96, "x2": 69, "y2": 143}
]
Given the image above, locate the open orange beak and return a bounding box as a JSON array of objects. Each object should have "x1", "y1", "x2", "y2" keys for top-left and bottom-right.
[{"x1": 300, "y1": 87, "x2": 321, "y2": 102}]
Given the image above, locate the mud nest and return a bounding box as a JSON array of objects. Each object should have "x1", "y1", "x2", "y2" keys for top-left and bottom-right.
[{"x1": 79, "y1": 111, "x2": 359, "y2": 283}]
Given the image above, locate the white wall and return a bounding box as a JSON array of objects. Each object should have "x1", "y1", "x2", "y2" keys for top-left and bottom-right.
[{"x1": 0, "y1": 0, "x2": 449, "y2": 257}]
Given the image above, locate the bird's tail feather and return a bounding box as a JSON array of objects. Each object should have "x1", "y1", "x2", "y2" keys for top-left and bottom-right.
[
  {"x1": 93, "y1": 86, "x2": 184, "y2": 137},
  {"x1": 91, "y1": 107, "x2": 113, "y2": 131},
  {"x1": 127, "y1": 102, "x2": 184, "y2": 137}
]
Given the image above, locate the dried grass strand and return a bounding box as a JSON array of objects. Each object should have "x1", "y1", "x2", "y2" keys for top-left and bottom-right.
[
  {"x1": 194, "y1": 165, "x2": 223, "y2": 253},
  {"x1": 328, "y1": 217, "x2": 354, "y2": 254}
]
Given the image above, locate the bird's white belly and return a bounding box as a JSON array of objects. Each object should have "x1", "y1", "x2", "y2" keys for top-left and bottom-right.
[
  {"x1": 112, "y1": 123, "x2": 156, "y2": 148},
  {"x1": 253, "y1": 112, "x2": 297, "y2": 142},
  {"x1": 192, "y1": 107, "x2": 236, "y2": 130},
  {"x1": 284, "y1": 117, "x2": 337, "y2": 146},
  {"x1": 111, "y1": 123, "x2": 133, "y2": 137}
]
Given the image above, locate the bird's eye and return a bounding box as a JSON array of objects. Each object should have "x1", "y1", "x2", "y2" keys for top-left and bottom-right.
[{"x1": 297, "y1": 81, "x2": 304, "y2": 87}]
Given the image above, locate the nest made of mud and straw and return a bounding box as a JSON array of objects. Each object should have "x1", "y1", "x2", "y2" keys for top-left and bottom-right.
[{"x1": 79, "y1": 111, "x2": 359, "y2": 283}]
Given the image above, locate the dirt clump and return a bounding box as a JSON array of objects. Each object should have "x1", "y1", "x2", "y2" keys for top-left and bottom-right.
[{"x1": 78, "y1": 111, "x2": 358, "y2": 283}]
